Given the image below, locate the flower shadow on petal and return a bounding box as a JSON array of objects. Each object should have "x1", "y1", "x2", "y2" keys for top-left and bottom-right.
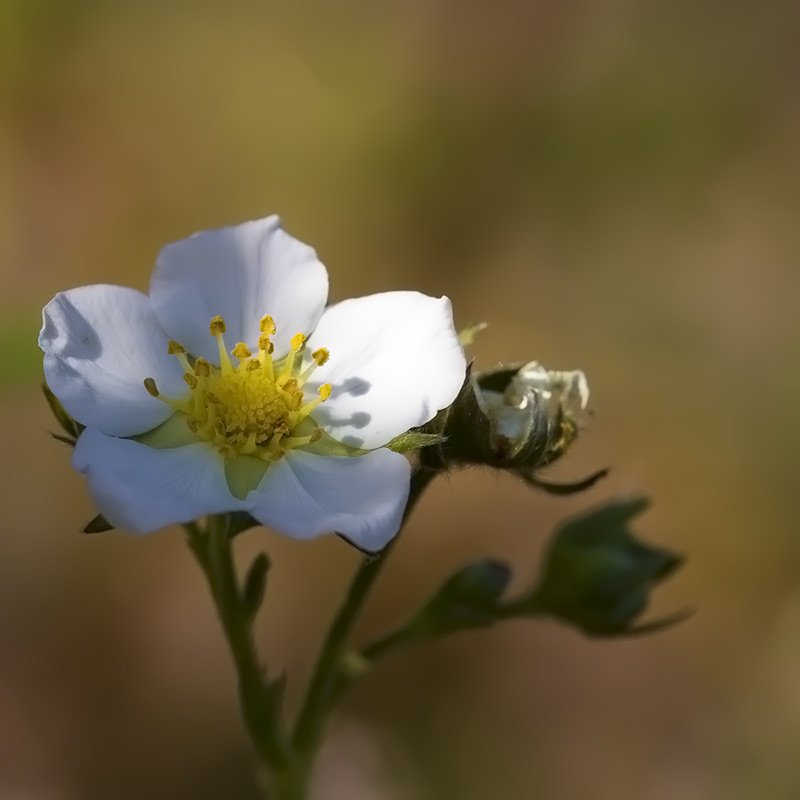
[{"x1": 313, "y1": 377, "x2": 374, "y2": 446}]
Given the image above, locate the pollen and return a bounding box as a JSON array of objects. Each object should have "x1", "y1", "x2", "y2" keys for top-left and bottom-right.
[{"x1": 144, "y1": 312, "x2": 333, "y2": 463}]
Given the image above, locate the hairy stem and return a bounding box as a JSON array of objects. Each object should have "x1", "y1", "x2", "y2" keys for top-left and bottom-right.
[
  {"x1": 186, "y1": 518, "x2": 287, "y2": 775},
  {"x1": 290, "y1": 469, "x2": 437, "y2": 763}
]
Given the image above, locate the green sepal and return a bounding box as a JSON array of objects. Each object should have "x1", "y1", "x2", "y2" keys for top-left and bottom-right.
[
  {"x1": 386, "y1": 430, "x2": 447, "y2": 454},
  {"x1": 134, "y1": 413, "x2": 198, "y2": 449},
  {"x1": 421, "y1": 364, "x2": 495, "y2": 469},
  {"x1": 42, "y1": 382, "x2": 83, "y2": 440},
  {"x1": 83, "y1": 514, "x2": 114, "y2": 534},
  {"x1": 520, "y1": 467, "x2": 610, "y2": 496},
  {"x1": 458, "y1": 321, "x2": 488, "y2": 347},
  {"x1": 242, "y1": 552, "x2": 271, "y2": 620},
  {"x1": 227, "y1": 511, "x2": 261, "y2": 539}
]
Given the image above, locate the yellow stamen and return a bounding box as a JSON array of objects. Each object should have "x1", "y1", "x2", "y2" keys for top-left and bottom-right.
[
  {"x1": 209, "y1": 315, "x2": 226, "y2": 336},
  {"x1": 232, "y1": 342, "x2": 252, "y2": 367},
  {"x1": 167, "y1": 340, "x2": 193, "y2": 371},
  {"x1": 280, "y1": 332, "x2": 306, "y2": 380},
  {"x1": 153, "y1": 312, "x2": 335, "y2": 471},
  {"x1": 299, "y1": 347, "x2": 330, "y2": 384},
  {"x1": 143, "y1": 376, "x2": 191, "y2": 413},
  {"x1": 291, "y1": 383, "x2": 332, "y2": 424},
  {"x1": 210, "y1": 315, "x2": 233, "y2": 375},
  {"x1": 258, "y1": 333, "x2": 275, "y2": 379}
]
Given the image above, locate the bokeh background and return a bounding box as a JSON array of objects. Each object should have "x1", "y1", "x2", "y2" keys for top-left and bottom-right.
[{"x1": 2, "y1": 1, "x2": 799, "y2": 798}]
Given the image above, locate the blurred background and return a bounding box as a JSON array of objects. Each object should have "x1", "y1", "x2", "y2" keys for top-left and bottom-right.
[{"x1": 1, "y1": 1, "x2": 799, "y2": 797}]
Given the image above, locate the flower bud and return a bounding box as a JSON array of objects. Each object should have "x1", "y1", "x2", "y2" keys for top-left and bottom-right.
[
  {"x1": 414, "y1": 559, "x2": 512, "y2": 635},
  {"x1": 476, "y1": 361, "x2": 590, "y2": 467},
  {"x1": 424, "y1": 361, "x2": 590, "y2": 472},
  {"x1": 526, "y1": 497, "x2": 685, "y2": 636}
]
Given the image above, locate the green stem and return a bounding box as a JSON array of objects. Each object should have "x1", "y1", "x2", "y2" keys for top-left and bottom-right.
[
  {"x1": 186, "y1": 518, "x2": 287, "y2": 773},
  {"x1": 291, "y1": 469, "x2": 437, "y2": 759}
]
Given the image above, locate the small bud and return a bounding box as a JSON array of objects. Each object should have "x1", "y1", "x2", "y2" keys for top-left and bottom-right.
[
  {"x1": 423, "y1": 361, "x2": 591, "y2": 473},
  {"x1": 477, "y1": 361, "x2": 590, "y2": 466},
  {"x1": 527, "y1": 497, "x2": 685, "y2": 637},
  {"x1": 415, "y1": 559, "x2": 512, "y2": 635}
]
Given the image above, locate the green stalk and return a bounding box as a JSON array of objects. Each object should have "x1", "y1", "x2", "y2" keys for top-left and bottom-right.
[{"x1": 185, "y1": 517, "x2": 287, "y2": 774}]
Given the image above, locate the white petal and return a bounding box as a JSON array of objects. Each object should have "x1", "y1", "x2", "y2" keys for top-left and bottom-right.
[
  {"x1": 73, "y1": 428, "x2": 241, "y2": 533},
  {"x1": 149, "y1": 216, "x2": 329, "y2": 363},
  {"x1": 306, "y1": 292, "x2": 466, "y2": 449},
  {"x1": 39, "y1": 285, "x2": 186, "y2": 437},
  {"x1": 246, "y1": 449, "x2": 411, "y2": 552}
]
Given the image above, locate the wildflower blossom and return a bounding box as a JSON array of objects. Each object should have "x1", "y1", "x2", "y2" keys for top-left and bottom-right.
[{"x1": 39, "y1": 216, "x2": 466, "y2": 550}]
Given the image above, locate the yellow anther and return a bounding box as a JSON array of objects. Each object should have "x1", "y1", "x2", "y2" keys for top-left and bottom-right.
[
  {"x1": 260, "y1": 315, "x2": 277, "y2": 335},
  {"x1": 280, "y1": 332, "x2": 306, "y2": 380},
  {"x1": 183, "y1": 373, "x2": 198, "y2": 389},
  {"x1": 168, "y1": 339, "x2": 192, "y2": 373},
  {"x1": 246, "y1": 358, "x2": 262, "y2": 372},
  {"x1": 319, "y1": 383, "x2": 332, "y2": 400},
  {"x1": 143, "y1": 377, "x2": 160, "y2": 397},
  {"x1": 209, "y1": 315, "x2": 233, "y2": 375},
  {"x1": 299, "y1": 347, "x2": 331, "y2": 384},
  {"x1": 209, "y1": 315, "x2": 227, "y2": 336},
  {"x1": 258, "y1": 334, "x2": 274, "y2": 354},
  {"x1": 194, "y1": 358, "x2": 211, "y2": 378},
  {"x1": 290, "y1": 332, "x2": 306, "y2": 351},
  {"x1": 312, "y1": 348, "x2": 329, "y2": 366},
  {"x1": 232, "y1": 342, "x2": 252, "y2": 360}
]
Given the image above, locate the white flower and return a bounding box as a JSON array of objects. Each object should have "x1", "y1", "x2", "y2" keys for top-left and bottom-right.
[{"x1": 39, "y1": 216, "x2": 466, "y2": 551}]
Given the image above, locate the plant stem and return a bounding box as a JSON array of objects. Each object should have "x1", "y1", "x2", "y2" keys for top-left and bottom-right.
[
  {"x1": 291, "y1": 469, "x2": 437, "y2": 762},
  {"x1": 185, "y1": 518, "x2": 287, "y2": 774},
  {"x1": 187, "y1": 467, "x2": 438, "y2": 799}
]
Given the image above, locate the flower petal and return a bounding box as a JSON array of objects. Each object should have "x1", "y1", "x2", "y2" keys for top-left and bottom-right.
[
  {"x1": 150, "y1": 216, "x2": 329, "y2": 363},
  {"x1": 39, "y1": 285, "x2": 186, "y2": 437},
  {"x1": 73, "y1": 428, "x2": 240, "y2": 533},
  {"x1": 246, "y1": 449, "x2": 411, "y2": 552},
  {"x1": 306, "y1": 292, "x2": 466, "y2": 449}
]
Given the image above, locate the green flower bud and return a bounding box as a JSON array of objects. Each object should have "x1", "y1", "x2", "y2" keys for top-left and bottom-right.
[
  {"x1": 414, "y1": 559, "x2": 512, "y2": 635},
  {"x1": 526, "y1": 497, "x2": 685, "y2": 636}
]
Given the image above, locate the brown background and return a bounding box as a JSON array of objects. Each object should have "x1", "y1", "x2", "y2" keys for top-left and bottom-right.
[{"x1": 1, "y1": 1, "x2": 799, "y2": 798}]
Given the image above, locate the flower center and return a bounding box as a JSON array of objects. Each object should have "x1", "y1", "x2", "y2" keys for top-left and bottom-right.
[{"x1": 144, "y1": 313, "x2": 331, "y2": 461}]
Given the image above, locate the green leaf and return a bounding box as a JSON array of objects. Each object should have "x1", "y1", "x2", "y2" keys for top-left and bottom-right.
[
  {"x1": 242, "y1": 552, "x2": 271, "y2": 619},
  {"x1": 83, "y1": 514, "x2": 114, "y2": 534},
  {"x1": 386, "y1": 430, "x2": 447, "y2": 454}
]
